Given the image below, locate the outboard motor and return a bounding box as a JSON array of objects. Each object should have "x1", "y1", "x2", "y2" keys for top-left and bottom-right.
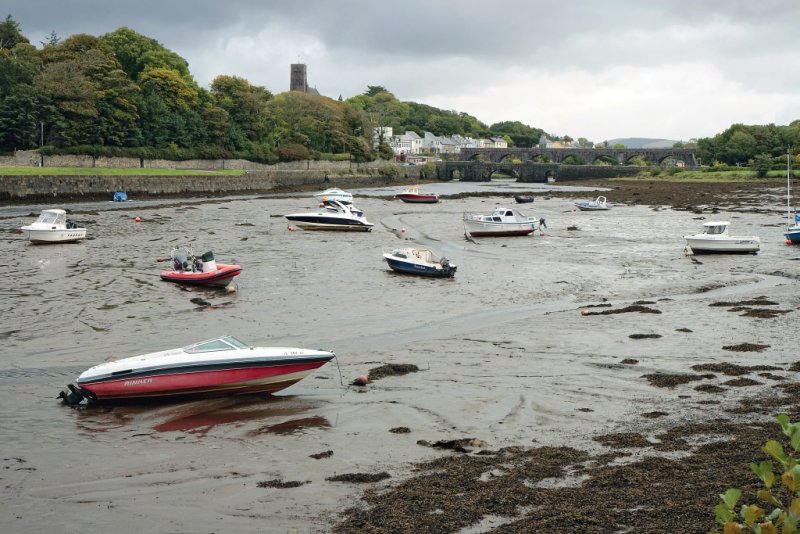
[
  {"x1": 58, "y1": 384, "x2": 86, "y2": 406},
  {"x1": 173, "y1": 253, "x2": 189, "y2": 272},
  {"x1": 200, "y1": 251, "x2": 216, "y2": 273}
]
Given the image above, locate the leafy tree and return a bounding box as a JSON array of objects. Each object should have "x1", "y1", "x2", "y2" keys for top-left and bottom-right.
[
  {"x1": 364, "y1": 85, "x2": 390, "y2": 97},
  {"x1": 210, "y1": 75, "x2": 272, "y2": 143},
  {"x1": 0, "y1": 15, "x2": 29, "y2": 50},
  {"x1": 140, "y1": 68, "x2": 199, "y2": 110},
  {"x1": 752, "y1": 153, "x2": 773, "y2": 177},
  {"x1": 101, "y1": 27, "x2": 191, "y2": 82}
]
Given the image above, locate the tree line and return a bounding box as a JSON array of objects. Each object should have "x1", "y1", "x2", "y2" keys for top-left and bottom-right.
[{"x1": 1, "y1": 15, "x2": 797, "y2": 167}]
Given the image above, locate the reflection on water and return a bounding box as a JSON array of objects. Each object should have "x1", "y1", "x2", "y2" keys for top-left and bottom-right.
[{"x1": 73, "y1": 394, "x2": 327, "y2": 437}]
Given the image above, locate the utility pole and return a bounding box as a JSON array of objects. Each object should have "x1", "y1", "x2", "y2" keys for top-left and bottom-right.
[{"x1": 40, "y1": 122, "x2": 44, "y2": 167}]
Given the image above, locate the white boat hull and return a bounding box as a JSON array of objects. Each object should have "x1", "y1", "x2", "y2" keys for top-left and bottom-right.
[
  {"x1": 684, "y1": 236, "x2": 760, "y2": 254},
  {"x1": 21, "y1": 227, "x2": 86, "y2": 243}
]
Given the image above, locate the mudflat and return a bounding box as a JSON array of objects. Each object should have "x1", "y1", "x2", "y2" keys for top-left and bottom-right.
[{"x1": 0, "y1": 179, "x2": 797, "y2": 533}]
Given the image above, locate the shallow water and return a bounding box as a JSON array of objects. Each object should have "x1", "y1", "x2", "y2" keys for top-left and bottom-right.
[{"x1": 1, "y1": 184, "x2": 797, "y2": 532}]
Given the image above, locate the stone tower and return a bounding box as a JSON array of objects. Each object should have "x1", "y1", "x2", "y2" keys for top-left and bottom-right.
[{"x1": 290, "y1": 64, "x2": 308, "y2": 92}]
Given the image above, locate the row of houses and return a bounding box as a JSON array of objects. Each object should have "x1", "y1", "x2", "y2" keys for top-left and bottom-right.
[{"x1": 373, "y1": 127, "x2": 508, "y2": 157}]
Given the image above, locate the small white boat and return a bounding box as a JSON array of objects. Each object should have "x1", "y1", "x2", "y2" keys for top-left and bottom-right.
[
  {"x1": 575, "y1": 196, "x2": 610, "y2": 211},
  {"x1": 58, "y1": 335, "x2": 335, "y2": 404},
  {"x1": 463, "y1": 207, "x2": 540, "y2": 237},
  {"x1": 285, "y1": 200, "x2": 373, "y2": 232},
  {"x1": 20, "y1": 209, "x2": 86, "y2": 244},
  {"x1": 314, "y1": 187, "x2": 353, "y2": 204},
  {"x1": 382, "y1": 247, "x2": 456, "y2": 277},
  {"x1": 684, "y1": 221, "x2": 760, "y2": 254}
]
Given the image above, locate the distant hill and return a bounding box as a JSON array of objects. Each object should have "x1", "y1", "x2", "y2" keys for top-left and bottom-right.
[{"x1": 606, "y1": 138, "x2": 679, "y2": 149}]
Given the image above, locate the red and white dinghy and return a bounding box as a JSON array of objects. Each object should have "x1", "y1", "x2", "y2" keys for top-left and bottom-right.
[
  {"x1": 159, "y1": 248, "x2": 241, "y2": 287},
  {"x1": 59, "y1": 335, "x2": 335, "y2": 404}
]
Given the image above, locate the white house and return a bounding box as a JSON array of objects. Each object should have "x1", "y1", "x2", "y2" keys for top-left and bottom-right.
[
  {"x1": 422, "y1": 132, "x2": 443, "y2": 154},
  {"x1": 490, "y1": 137, "x2": 508, "y2": 149}
]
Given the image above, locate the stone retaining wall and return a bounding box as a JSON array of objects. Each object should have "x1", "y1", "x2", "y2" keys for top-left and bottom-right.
[{"x1": 0, "y1": 166, "x2": 424, "y2": 202}]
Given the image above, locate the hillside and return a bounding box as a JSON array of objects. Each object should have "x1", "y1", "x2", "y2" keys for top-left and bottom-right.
[{"x1": 606, "y1": 138, "x2": 679, "y2": 148}]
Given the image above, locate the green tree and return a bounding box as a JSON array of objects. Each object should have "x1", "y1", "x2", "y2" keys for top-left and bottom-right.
[
  {"x1": 752, "y1": 153, "x2": 773, "y2": 177},
  {"x1": 210, "y1": 75, "x2": 272, "y2": 144},
  {"x1": 0, "y1": 14, "x2": 29, "y2": 50},
  {"x1": 101, "y1": 27, "x2": 191, "y2": 82}
]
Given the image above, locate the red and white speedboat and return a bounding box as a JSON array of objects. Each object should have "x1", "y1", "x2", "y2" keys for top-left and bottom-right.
[
  {"x1": 159, "y1": 248, "x2": 241, "y2": 287},
  {"x1": 59, "y1": 335, "x2": 335, "y2": 404},
  {"x1": 394, "y1": 186, "x2": 439, "y2": 204}
]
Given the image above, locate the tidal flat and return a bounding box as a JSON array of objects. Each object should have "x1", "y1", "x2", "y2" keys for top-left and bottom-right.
[{"x1": 0, "y1": 179, "x2": 797, "y2": 533}]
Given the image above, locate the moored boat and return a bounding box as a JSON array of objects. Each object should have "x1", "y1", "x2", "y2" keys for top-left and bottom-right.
[
  {"x1": 382, "y1": 247, "x2": 456, "y2": 277},
  {"x1": 285, "y1": 200, "x2": 373, "y2": 231},
  {"x1": 160, "y1": 248, "x2": 242, "y2": 287},
  {"x1": 314, "y1": 187, "x2": 353, "y2": 204},
  {"x1": 113, "y1": 191, "x2": 127, "y2": 202},
  {"x1": 395, "y1": 186, "x2": 439, "y2": 204},
  {"x1": 20, "y1": 209, "x2": 86, "y2": 244},
  {"x1": 463, "y1": 207, "x2": 540, "y2": 237},
  {"x1": 784, "y1": 148, "x2": 800, "y2": 244},
  {"x1": 574, "y1": 196, "x2": 610, "y2": 211},
  {"x1": 684, "y1": 221, "x2": 760, "y2": 254},
  {"x1": 58, "y1": 335, "x2": 335, "y2": 404},
  {"x1": 514, "y1": 195, "x2": 534, "y2": 204}
]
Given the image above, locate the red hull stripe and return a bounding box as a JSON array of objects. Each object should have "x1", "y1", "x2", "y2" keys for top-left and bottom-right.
[
  {"x1": 160, "y1": 264, "x2": 242, "y2": 286},
  {"x1": 81, "y1": 362, "x2": 327, "y2": 400}
]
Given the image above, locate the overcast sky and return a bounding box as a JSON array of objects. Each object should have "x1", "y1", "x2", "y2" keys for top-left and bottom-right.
[{"x1": 6, "y1": 0, "x2": 799, "y2": 142}]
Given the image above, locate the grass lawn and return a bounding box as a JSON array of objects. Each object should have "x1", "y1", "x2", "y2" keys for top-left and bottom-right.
[
  {"x1": 623, "y1": 168, "x2": 791, "y2": 183},
  {"x1": 0, "y1": 167, "x2": 246, "y2": 176}
]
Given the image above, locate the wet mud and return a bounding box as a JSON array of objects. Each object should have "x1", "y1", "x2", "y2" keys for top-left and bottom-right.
[{"x1": 1, "y1": 178, "x2": 798, "y2": 532}]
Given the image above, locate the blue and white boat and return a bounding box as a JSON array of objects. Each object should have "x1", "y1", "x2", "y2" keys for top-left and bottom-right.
[
  {"x1": 285, "y1": 200, "x2": 373, "y2": 232},
  {"x1": 382, "y1": 247, "x2": 456, "y2": 278},
  {"x1": 784, "y1": 149, "x2": 800, "y2": 244},
  {"x1": 113, "y1": 191, "x2": 128, "y2": 202}
]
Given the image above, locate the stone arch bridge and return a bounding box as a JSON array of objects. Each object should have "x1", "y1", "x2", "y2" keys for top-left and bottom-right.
[
  {"x1": 458, "y1": 147, "x2": 698, "y2": 166},
  {"x1": 436, "y1": 147, "x2": 698, "y2": 183}
]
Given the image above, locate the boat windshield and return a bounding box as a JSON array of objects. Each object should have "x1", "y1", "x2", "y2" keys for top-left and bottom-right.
[
  {"x1": 704, "y1": 225, "x2": 727, "y2": 235},
  {"x1": 183, "y1": 335, "x2": 250, "y2": 353},
  {"x1": 36, "y1": 211, "x2": 64, "y2": 225}
]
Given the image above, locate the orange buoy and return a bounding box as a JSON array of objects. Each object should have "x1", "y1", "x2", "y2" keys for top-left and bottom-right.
[
  {"x1": 134, "y1": 216, "x2": 142, "y2": 222},
  {"x1": 287, "y1": 224, "x2": 295, "y2": 231},
  {"x1": 353, "y1": 375, "x2": 368, "y2": 386}
]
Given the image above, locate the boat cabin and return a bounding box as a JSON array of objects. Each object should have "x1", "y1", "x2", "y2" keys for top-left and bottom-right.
[
  {"x1": 478, "y1": 207, "x2": 528, "y2": 222},
  {"x1": 701, "y1": 221, "x2": 730, "y2": 235}
]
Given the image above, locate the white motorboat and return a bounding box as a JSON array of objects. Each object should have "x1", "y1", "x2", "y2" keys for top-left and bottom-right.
[
  {"x1": 285, "y1": 200, "x2": 373, "y2": 232},
  {"x1": 463, "y1": 207, "x2": 541, "y2": 237},
  {"x1": 20, "y1": 209, "x2": 86, "y2": 244},
  {"x1": 575, "y1": 196, "x2": 610, "y2": 211},
  {"x1": 382, "y1": 247, "x2": 456, "y2": 277},
  {"x1": 314, "y1": 187, "x2": 353, "y2": 204},
  {"x1": 684, "y1": 221, "x2": 760, "y2": 254},
  {"x1": 59, "y1": 335, "x2": 335, "y2": 404}
]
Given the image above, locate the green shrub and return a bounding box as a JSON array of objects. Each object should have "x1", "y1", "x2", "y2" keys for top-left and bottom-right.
[
  {"x1": 712, "y1": 415, "x2": 800, "y2": 533},
  {"x1": 378, "y1": 164, "x2": 398, "y2": 178}
]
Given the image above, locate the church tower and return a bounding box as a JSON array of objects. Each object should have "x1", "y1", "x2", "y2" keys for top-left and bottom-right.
[{"x1": 290, "y1": 64, "x2": 308, "y2": 92}]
